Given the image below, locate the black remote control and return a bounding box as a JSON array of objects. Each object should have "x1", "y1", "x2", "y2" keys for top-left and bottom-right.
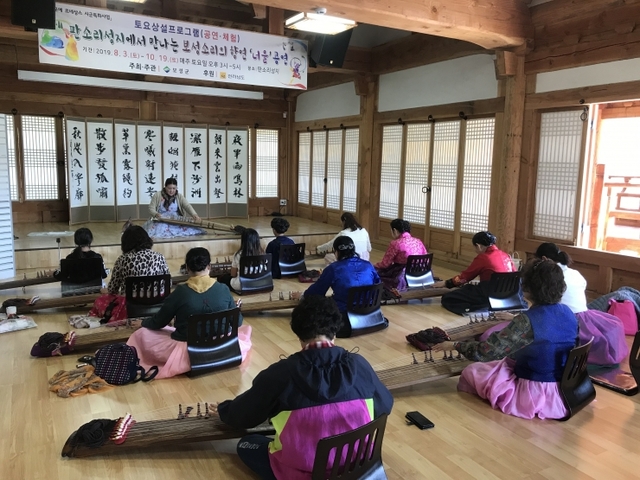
[{"x1": 406, "y1": 411, "x2": 435, "y2": 429}]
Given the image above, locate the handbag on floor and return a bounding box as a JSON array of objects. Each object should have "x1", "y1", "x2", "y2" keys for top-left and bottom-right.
[{"x1": 93, "y1": 343, "x2": 158, "y2": 385}]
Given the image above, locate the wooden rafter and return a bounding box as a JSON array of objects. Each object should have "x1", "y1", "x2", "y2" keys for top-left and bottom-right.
[{"x1": 249, "y1": 0, "x2": 534, "y2": 49}]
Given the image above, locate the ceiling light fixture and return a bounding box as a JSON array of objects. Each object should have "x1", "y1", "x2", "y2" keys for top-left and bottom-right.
[{"x1": 285, "y1": 9, "x2": 357, "y2": 35}]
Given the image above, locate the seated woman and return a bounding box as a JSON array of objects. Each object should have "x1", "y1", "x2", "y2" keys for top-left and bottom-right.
[
  {"x1": 317, "y1": 212, "x2": 372, "y2": 265},
  {"x1": 374, "y1": 218, "x2": 427, "y2": 291},
  {"x1": 218, "y1": 228, "x2": 264, "y2": 294},
  {"x1": 485, "y1": 243, "x2": 628, "y2": 365},
  {"x1": 215, "y1": 295, "x2": 393, "y2": 480},
  {"x1": 144, "y1": 177, "x2": 206, "y2": 238},
  {"x1": 434, "y1": 231, "x2": 516, "y2": 315},
  {"x1": 53, "y1": 227, "x2": 108, "y2": 283},
  {"x1": 434, "y1": 259, "x2": 578, "y2": 420},
  {"x1": 127, "y1": 247, "x2": 251, "y2": 379},
  {"x1": 266, "y1": 217, "x2": 295, "y2": 279},
  {"x1": 294, "y1": 236, "x2": 381, "y2": 337},
  {"x1": 108, "y1": 226, "x2": 170, "y2": 295}
]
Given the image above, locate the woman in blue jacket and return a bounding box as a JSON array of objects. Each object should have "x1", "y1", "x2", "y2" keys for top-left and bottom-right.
[{"x1": 294, "y1": 236, "x2": 380, "y2": 337}]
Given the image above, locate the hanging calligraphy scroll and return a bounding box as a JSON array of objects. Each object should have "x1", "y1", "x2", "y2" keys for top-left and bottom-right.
[
  {"x1": 114, "y1": 121, "x2": 139, "y2": 220},
  {"x1": 86, "y1": 120, "x2": 116, "y2": 221},
  {"x1": 208, "y1": 128, "x2": 227, "y2": 218},
  {"x1": 226, "y1": 129, "x2": 248, "y2": 218},
  {"x1": 137, "y1": 123, "x2": 162, "y2": 218},
  {"x1": 184, "y1": 126, "x2": 208, "y2": 218},
  {"x1": 162, "y1": 124, "x2": 184, "y2": 194},
  {"x1": 67, "y1": 117, "x2": 89, "y2": 224}
]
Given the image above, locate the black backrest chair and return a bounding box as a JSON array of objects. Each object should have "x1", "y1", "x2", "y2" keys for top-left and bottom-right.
[
  {"x1": 60, "y1": 258, "x2": 104, "y2": 297},
  {"x1": 559, "y1": 338, "x2": 596, "y2": 420},
  {"x1": 125, "y1": 274, "x2": 172, "y2": 318},
  {"x1": 311, "y1": 414, "x2": 388, "y2": 480},
  {"x1": 629, "y1": 331, "x2": 640, "y2": 387},
  {"x1": 345, "y1": 284, "x2": 388, "y2": 337},
  {"x1": 487, "y1": 272, "x2": 527, "y2": 311},
  {"x1": 186, "y1": 307, "x2": 242, "y2": 377},
  {"x1": 238, "y1": 254, "x2": 274, "y2": 295},
  {"x1": 405, "y1": 254, "x2": 435, "y2": 288},
  {"x1": 279, "y1": 243, "x2": 307, "y2": 277}
]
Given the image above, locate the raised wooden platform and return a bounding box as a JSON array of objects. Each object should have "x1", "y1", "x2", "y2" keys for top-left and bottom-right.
[{"x1": 12, "y1": 216, "x2": 338, "y2": 271}]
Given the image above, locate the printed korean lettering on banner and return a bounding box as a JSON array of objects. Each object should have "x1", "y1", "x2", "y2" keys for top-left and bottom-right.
[
  {"x1": 208, "y1": 128, "x2": 226, "y2": 205},
  {"x1": 137, "y1": 124, "x2": 162, "y2": 202},
  {"x1": 67, "y1": 119, "x2": 89, "y2": 208},
  {"x1": 38, "y1": 3, "x2": 308, "y2": 90},
  {"x1": 114, "y1": 122, "x2": 138, "y2": 206},
  {"x1": 227, "y1": 129, "x2": 248, "y2": 205},
  {"x1": 86, "y1": 121, "x2": 115, "y2": 206},
  {"x1": 162, "y1": 125, "x2": 184, "y2": 193},
  {"x1": 184, "y1": 127, "x2": 208, "y2": 205}
]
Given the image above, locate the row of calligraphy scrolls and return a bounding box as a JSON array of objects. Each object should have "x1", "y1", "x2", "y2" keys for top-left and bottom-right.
[{"x1": 67, "y1": 117, "x2": 248, "y2": 218}]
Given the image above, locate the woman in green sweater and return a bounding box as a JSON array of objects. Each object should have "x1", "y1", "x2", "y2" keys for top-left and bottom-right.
[{"x1": 126, "y1": 247, "x2": 251, "y2": 378}]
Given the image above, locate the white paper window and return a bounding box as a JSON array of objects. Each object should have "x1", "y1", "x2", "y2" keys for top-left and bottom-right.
[
  {"x1": 430, "y1": 121, "x2": 460, "y2": 230},
  {"x1": 255, "y1": 129, "x2": 279, "y2": 198},
  {"x1": 0, "y1": 115, "x2": 15, "y2": 279},
  {"x1": 298, "y1": 132, "x2": 311, "y2": 205},
  {"x1": 22, "y1": 116, "x2": 58, "y2": 200},
  {"x1": 312, "y1": 131, "x2": 327, "y2": 207},
  {"x1": 379, "y1": 125, "x2": 403, "y2": 219},
  {"x1": 326, "y1": 130, "x2": 343, "y2": 210},
  {"x1": 403, "y1": 124, "x2": 431, "y2": 224},
  {"x1": 5, "y1": 116, "x2": 17, "y2": 201},
  {"x1": 461, "y1": 118, "x2": 494, "y2": 233},
  {"x1": 342, "y1": 128, "x2": 359, "y2": 212},
  {"x1": 533, "y1": 111, "x2": 584, "y2": 241}
]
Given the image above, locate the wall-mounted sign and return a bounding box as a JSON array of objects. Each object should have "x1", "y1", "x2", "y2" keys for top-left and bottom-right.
[{"x1": 38, "y1": 3, "x2": 308, "y2": 90}]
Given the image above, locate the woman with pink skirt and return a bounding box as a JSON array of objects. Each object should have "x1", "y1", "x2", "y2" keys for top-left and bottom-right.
[
  {"x1": 127, "y1": 247, "x2": 251, "y2": 379},
  {"x1": 480, "y1": 243, "x2": 628, "y2": 366},
  {"x1": 434, "y1": 259, "x2": 578, "y2": 420}
]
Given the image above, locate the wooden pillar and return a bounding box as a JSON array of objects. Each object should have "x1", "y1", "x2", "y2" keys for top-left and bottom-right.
[
  {"x1": 492, "y1": 54, "x2": 525, "y2": 253},
  {"x1": 356, "y1": 75, "x2": 377, "y2": 230},
  {"x1": 139, "y1": 93, "x2": 157, "y2": 121},
  {"x1": 285, "y1": 95, "x2": 297, "y2": 216},
  {"x1": 268, "y1": 8, "x2": 284, "y2": 35}
]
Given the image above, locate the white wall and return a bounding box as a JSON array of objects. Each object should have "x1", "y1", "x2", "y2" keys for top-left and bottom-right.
[
  {"x1": 377, "y1": 54, "x2": 498, "y2": 112},
  {"x1": 295, "y1": 82, "x2": 361, "y2": 122},
  {"x1": 535, "y1": 58, "x2": 640, "y2": 93},
  {"x1": 0, "y1": 114, "x2": 15, "y2": 280}
]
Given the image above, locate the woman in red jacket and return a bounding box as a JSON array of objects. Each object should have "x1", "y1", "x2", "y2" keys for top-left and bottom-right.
[{"x1": 434, "y1": 231, "x2": 518, "y2": 315}]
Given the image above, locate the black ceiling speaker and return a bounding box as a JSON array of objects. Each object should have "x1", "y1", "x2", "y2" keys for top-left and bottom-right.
[
  {"x1": 11, "y1": 0, "x2": 56, "y2": 31},
  {"x1": 310, "y1": 29, "x2": 354, "y2": 68}
]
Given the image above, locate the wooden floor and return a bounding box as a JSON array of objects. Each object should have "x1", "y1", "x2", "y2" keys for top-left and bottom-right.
[{"x1": 2, "y1": 249, "x2": 640, "y2": 479}]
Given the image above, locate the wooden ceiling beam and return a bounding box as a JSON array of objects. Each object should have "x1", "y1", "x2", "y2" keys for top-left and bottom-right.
[
  {"x1": 249, "y1": 0, "x2": 533, "y2": 49},
  {"x1": 372, "y1": 34, "x2": 487, "y2": 75},
  {"x1": 252, "y1": 4, "x2": 268, "y2": 19}
]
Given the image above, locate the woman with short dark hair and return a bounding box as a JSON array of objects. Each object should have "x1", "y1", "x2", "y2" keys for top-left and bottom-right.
[
  {"x1": 127, "y1": 247, "x2": 250, "y2": 379},
  {"x1": 434, "y1": 258, "x2": 578, "y2": 420},
  {"x1": 216, "y1": 295, "x2": 393, "y2": 479},
  {"x1": 107, "y1": 226, "x2": 170, "y2": 295},
  {"x1": 435, "y1": 231, "x2": 517, "y2": 314},
  {"x1": 144, "y1": 177, "x2": 206, "y2": 238},
  {"x1": 266, "y1": 217, "x2": 295, "y2": 279},
  {"x1": 294, "y1": 236, "x2": 380, "y2": 337},
  {"x1": 374, "y1": 218, "x2": 427, "y2": 291}
]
